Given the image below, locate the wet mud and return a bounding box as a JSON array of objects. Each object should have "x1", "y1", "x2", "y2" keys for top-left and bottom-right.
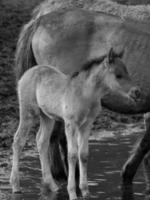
[{"x1": 0, "y1": 122, "x2": 147, "y2": 200}]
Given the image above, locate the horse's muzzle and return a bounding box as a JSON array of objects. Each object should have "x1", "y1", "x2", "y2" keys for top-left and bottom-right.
[{"x1": 128, "y1": 87, "x2": 141, "y2": 102}]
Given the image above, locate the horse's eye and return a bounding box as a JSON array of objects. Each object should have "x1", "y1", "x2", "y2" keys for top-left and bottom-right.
[{"x1": 116, "y1": 74, "x2": 122, "y2": 79}]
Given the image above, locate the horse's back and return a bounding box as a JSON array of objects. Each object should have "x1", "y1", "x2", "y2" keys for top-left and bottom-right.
[
  {"x1": 32, "y1": 7, "x2": 150, "y2": 79},
  {"x1": 32, "y1": 8, "x2": 122, "y2": 75}
]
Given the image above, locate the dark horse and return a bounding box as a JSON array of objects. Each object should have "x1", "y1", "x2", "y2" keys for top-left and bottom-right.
[{"x1": 15, "y1": 0, "x2": 150, "y2": 188}]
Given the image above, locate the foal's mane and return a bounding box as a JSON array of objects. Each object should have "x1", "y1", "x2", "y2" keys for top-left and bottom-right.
[{"x1": 71, "y1": 55, "x2": 107, "y2": 78}]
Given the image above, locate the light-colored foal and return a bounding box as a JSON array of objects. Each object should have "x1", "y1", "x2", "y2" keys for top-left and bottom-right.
[{"x1": 10, "y1": 48, "x2": 137, "y2": 200}]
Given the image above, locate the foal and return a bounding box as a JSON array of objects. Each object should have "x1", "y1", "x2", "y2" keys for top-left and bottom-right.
[{"x1": 10, "y1": 48, "x2": 137, "y2": 200}]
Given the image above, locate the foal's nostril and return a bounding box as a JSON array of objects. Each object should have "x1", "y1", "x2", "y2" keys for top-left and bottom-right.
[
  {"x1": 130, "y1": 87, "x2": 141, "y2": 100},
  {"x1": 134, "y1": 88, "x2": 141, "y2": 99}
]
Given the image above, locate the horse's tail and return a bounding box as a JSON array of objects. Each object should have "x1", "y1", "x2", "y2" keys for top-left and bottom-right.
[
  {"x1": 15, "y1": 19, "x2": 38, "y2": 80},
  {"x1": 49, "y1": 121, "x2": 68, "y2": 180}
]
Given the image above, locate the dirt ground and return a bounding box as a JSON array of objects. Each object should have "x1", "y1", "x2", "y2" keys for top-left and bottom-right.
[{"x1": 0, "y1": 0, "x2": 147, "y2": 148}]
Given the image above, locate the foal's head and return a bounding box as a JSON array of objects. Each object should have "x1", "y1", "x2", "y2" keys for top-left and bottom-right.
[{"x1": 92, "y1": 48, "x2": 141, "y2": 101}]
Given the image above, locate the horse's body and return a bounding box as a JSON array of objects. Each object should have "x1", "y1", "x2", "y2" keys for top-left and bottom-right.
[
  {"x1": 10, "y1": 49, "x2": 138, "y2": 199},
  {"x1": 15, "y1": 3, "x2": 150, "y2": 187},
  {"x1": 17, "y1": 8, "x2": 150, "y2": 113}
]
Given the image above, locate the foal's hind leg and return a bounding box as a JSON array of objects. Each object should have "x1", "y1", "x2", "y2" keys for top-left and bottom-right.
[
  {"x1": 36, "y1": 112, "x2": 58, "y2": 192},
  {"x1": 122, "y1": 112, "x2": 150, "y2": 184},
  {"x1": 10, "y1": 110, "x2": 33, "y2": 193}
]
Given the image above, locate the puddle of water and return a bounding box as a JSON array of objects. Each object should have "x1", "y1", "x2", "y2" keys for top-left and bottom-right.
[{"x1": 0, "y1": 122, "x2": 149, "y2": 200}]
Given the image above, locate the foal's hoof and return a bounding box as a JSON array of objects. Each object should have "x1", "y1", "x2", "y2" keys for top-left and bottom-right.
[
  {"x1": 43, "y1": 182, "x2": 59, "y2": 193},
  {"x1": 82, "y1": 191, "x2": 90, "y2": 199},
  {"x1": 11, "y1": 186, "x2": 22, "y2": 194},
  {"x1": 68, "y1": 192, "x2": 77, "y2": 200},
  {"x1": 51, "y1": 185, "x2": 59, "y2": 192},
  {"x1": 10, "y1": 177, "x2": 21, "y2": 193},
  {"x1": 80, "y1": 185, "x2": 90, "y2": 199}
]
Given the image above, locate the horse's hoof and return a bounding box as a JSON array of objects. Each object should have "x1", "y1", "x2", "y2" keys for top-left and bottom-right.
[{"x1": 122, "y1": 163, "x2": 134, "y2": 185}]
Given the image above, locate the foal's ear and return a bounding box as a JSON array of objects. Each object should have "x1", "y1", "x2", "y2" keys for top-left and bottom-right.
[
  {"x1": 108, "y1": 47, "x2": 124, "y2": 63},
  {"x1": 108, "y1": 48, "x2": 116, "y2": 64}
]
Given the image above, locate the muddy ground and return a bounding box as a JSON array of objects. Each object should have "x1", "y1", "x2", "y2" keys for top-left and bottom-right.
[{"x1": 0, "y1": 0, "x2": 147, "y2": 148}]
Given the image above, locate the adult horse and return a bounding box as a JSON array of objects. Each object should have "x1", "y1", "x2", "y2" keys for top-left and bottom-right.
[{"x1": 15, "y1": 1, "x2": 150, "y2": 186}]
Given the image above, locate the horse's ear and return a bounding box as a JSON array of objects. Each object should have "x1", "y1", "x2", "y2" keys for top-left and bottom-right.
[{"x1": 108, "y1": 48, "x2": 115, "y2": 63}]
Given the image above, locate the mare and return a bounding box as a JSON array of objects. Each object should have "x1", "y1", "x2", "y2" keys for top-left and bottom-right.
[
  {"x1": 15, "y1": 5, "x2": 150, "y2": 187},
  {"x1": 10, "y1": 48, "x2": 139, "y2": 199}
]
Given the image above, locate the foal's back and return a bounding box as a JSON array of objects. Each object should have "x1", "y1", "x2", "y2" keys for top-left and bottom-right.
[{"x1": 18, "y1": 65, "x2": 67, "y2": 116}]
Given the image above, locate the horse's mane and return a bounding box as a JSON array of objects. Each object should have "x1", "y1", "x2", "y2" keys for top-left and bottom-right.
[{"x1": 71, "y1": 55, "x2": 106, "y2": 78}]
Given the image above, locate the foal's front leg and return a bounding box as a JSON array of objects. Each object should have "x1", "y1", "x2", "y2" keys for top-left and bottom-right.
[
  {"x1": 78, "y1": 126, "x2": 90, "y2": 198},
  {"x1": 65, "y1": 121, "x2": 78, "y2": 200}
]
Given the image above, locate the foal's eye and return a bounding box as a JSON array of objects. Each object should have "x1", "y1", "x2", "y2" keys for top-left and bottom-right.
[{"x1": 116, "y1": 74, "x2": 122, "y2": 79}]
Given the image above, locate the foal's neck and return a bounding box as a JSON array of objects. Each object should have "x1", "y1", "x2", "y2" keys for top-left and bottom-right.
[{"x1": 71, "y1": 62, "x2": 106, "y2": 99}]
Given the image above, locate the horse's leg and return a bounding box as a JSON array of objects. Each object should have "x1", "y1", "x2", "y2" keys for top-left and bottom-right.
[
  {"x1": 59, "y1": 134, "x2": 68, "y2": 177},
  {"x1": 36, "y1": 112, "x2": 58, "y2": 192},
  {"x1": 77, "y1": 127, "x2": 90, "y2": 198},
  {"x1": 10, "y1": 110, "x2": 33, "y2": 193},
  {"x1": 65, "y1": 121, "x2": 78, "y2": 200},
  {"x1": 122, "y1": 112, "x2": 150, "y2": 184},
  {"x1": 143, "y1": 151, "x2": 150, "y2": 191}
]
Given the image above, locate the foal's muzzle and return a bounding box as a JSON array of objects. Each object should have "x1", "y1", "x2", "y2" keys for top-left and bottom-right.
[{"x1": 128, "y1": 87, "x2": 141, "y2": 102}]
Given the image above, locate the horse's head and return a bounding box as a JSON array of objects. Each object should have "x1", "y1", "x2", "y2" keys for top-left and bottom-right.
[{"x1": 102, "y1": 48, "x2": 141, "y2": 102}]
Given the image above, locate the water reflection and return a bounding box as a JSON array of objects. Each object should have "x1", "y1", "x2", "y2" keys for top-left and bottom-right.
[
  {"x1": 1, "y1": 127, "x2": 149, "y2": 200},
  {"x1": 122, "y1": 184, "x2": 150, "y2": 200},
  {"x1": 9, "y1": 187, "x2": 150, "y2": 200},
  {"x1": 11, "y1": 190, "x2": 58, "y2": 200},
  {"x1": 121, "y1": 184, "x2": 134, "y2": 200}
]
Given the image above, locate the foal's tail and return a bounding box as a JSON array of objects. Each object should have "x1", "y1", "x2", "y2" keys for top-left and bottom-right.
[{"x1": 15, "y1": 9, "x2": 68, "y2": 181}]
